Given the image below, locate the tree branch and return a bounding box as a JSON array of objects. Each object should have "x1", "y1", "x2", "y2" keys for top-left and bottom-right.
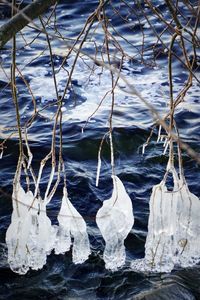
[{"x1": 0, "y1": 0, "x2": 57, "y2": 49}]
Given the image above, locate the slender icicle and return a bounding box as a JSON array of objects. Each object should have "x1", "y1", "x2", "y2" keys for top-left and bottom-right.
[
  {"x1": 44, "y1": 166, "x2": 55, "y2": 203},
  {"x1": 34, "y1": 163, "x2": 44, "y2": 198},
  {"x1": 157, "y1": 125, "x2": 162, "y2": 142},
  {"x1": 163, "y1": 137, "x2": 168, "y2": 148},
  {"x1": 109, "y1": 132, "x2": 115, "y2": 175},
  {"x1": 163, "y1": 140, "x2": 170, "y2": 155},
  {"x1": 142, "y1": 143, "x2": 147, "y2": 155},
  {"x1": 96, "y1": 156, "x2": 102, "y2": 187},
  {"x1": 24, "y1": 129, "x2": 33, "y2": 169}
]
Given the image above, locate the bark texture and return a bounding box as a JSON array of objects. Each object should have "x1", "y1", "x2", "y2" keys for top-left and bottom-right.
[{"x1": 0, "y1": 0, "x2": 57, "y2": 49}]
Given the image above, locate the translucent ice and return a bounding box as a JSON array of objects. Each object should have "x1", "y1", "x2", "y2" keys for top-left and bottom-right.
[
  {"x1": 96, "y1": 175, "x2": 134, "y2": 271},
  {"x1": 141, "y1": 170, "x2": 179, "y2": 273},
  {"x1": 6, "y1": 182, "x2": 56, "y2": 274},
  {"x1": 174, "y1": 176, "x2": 200, "y2": 268},
  {"x1": 131, "y1": 168, "x2": 200, "y2": 273},
  {"x1": 54, "y1": 187, "x2": 90, "y2": 264},
  {"x1": 29, "y1": 201, "x2": 57, "y2": 270}
]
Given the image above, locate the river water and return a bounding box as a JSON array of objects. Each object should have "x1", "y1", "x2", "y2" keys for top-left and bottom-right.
[{"x1": 0, "y1": 0, "x2": 200, "y2": 299}]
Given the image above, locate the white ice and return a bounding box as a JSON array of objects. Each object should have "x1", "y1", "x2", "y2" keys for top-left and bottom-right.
[
  {"x1": 54, "y1": 187, "x2": 90, "y2": 264},
  {"x1": 96, "y1": 175, "x2": 134, "y2": 271},
  {"x1": 174, "y1": 176, "x2": 200, "y2": 268},
  {"x1": 131, "y1": 168, "x2": 200, "y2": 273},
  {"x1": 6, "y1": 182, "x2": 56, "y2": 274}
]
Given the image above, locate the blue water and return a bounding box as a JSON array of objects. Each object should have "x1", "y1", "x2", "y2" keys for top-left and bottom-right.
[{"x1": 0, "y1": 1, "x2": 200, "y2": 299}]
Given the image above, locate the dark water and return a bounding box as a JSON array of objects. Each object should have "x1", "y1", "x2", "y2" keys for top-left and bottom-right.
[{"x1": 0, "y1": 1, "x2": 200, "y2": 299}]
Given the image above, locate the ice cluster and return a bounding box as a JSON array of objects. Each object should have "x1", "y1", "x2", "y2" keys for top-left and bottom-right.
[
  {"x1": 175, "y1": 175, "x2": 200, "y2": 268},
  {"x1": 6, "y1": 184, "x2": 90, "y2": 274},
  {"x1": 6, "y1": 183, "x2": 56, "y2": 275},
  {"x1": 131, "y1": 167, "x2": 200, "y2": 273},
  {"x1": 54, "y1": 187, "x2": 91, "y2": 264},
  {"x1": 6, "y1": 166, "x2": 200, "y2": 275},
  {"x1": 96, "y1": 175, "x2": 134, "y2": 271}
]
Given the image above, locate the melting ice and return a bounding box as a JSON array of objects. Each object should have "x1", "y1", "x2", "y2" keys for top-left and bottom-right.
[
  {"x1": 6, "y1": 182, "x2": 56, "y2": 275},
  {"x1": 96, "y1": 175, "x2": 134, "y2": 271},
  {"x1": 54, "y1": 187, "x2": 91, "y2": 264},
  {"x1": 131, "y1": 167, "x2": 200, "y2": 273}
]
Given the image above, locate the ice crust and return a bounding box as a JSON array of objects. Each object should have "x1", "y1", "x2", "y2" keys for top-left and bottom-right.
[
  {"x1": 54, "y1": 187, "x2": 91, "y2": 264},
  {"x1": 131, "y1": 169, "x2": 200, "y2": 273},
  {"x1": 96, "y1": 175, "x2": 134, "y2": 271}
]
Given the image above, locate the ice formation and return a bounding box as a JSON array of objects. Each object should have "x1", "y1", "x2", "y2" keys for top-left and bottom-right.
[
  {"x1": 175, "y1": 175, "x2": 200, "y2": 268},
  {"x1": 138, "y1": 168, "x2": 179, "y2": 273},
  {"x1": 6, "y1": 182, "x2": 56, "y2": 275},
  {"x1": 131, "y1": 164, "x2": 200, "y2": 273},
  {"x1": 96, "y1": 175, "x2": 134, "y2": 271},
  {"x1": 54, "y1": 187, "x2": 91, "y2": 264}
]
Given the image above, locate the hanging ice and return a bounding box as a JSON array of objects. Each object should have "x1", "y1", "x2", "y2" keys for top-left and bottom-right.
[
  {"x1": 6, "y1": 182, "x2": 56, "y2": 274},
  {"x1": 174, "y1": 175, "x2": 200, "y2": 268},
  {"x1": 131, "y1": 166, "x2": 200, "y2": 273},
  {"x1": 6, "y1": 183, "x2": 36, "y2": 274},
  {"x1": 140, "y1": 169, "x2": 179, "y2": 273},
  {"x1": 54, "y1": 187, "x2": 91, "y2": 264},
  {"x1": 29, "y1": 200, "x2": 57, "y2": 270},
  {"x1": 96, "y1": 175, "x2": 134, "y2": 271}
]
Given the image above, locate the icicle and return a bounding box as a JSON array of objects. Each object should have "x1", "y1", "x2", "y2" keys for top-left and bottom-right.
[
  {"x1": 109, "y1": 132, "x2": 114, "y2": 169},
  {"x1": 96, "y1": 133, "x2": 107, "y2": 187},
  {"x1": 96, "y1": 155, "x2": 101, "y2": 187},
  {"x1": 34, "y1": 163, "x2": 44, "y2": 198},
  {"x1": 157, "y1": 125, "x2": 162, "y2": 142},
  {"x1": 163, "y1": 137, "x2": 168, "y2": 148},
  {"x1": 54, "y1": 187, "x2": 90, "y2": 264},
  {"x1": 163, "y1": 140, "x2": 169, "y2": 155},
  {"x1": 174, "y1": 175, "x2": 200, "y2": 267},
  {"x1": 24, "y1": 129, "x2": 33, "y2": 169},
  {"x1": 0, "y1": 149, "x2": 3, "y2": 159},
  {"x1": 44, "y1": 166, "x2": 55, "y2": 203},
  {"x1": 96, "y1": 176, "x2": 134, "y2": 271},
  {"x1": 142, "y1": 143, "x2": 147, "y2": 155}
]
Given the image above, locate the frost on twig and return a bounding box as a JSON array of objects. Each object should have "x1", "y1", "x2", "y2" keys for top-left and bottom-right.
[
  {"x1": 54, "y1": 187, "x2": 91, "y2": 264},
  {"x1": 96, "y1": 175, "x2": 134, "y2": 271}
]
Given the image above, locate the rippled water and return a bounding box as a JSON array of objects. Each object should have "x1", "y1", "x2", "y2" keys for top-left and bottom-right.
[{"x1": 0, "y1": 1, "x2": 200, "y2": 299}]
